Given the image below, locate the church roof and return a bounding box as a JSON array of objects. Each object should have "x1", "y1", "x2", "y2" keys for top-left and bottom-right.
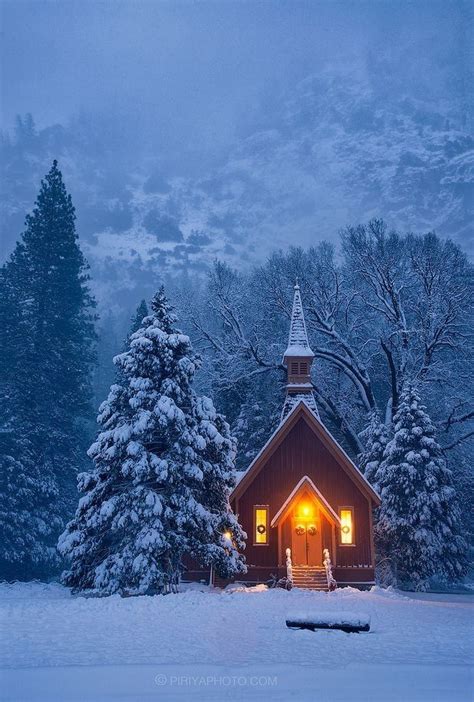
[
  {"x1": 283, "y1": 284, "x2": 314, "y2": 360},
  {"x1": 281, "y1": 391, "x2": 320, "y2": 421},
  {"x1": 231, "y1": 400, "x2": 381, "y2": 505}
]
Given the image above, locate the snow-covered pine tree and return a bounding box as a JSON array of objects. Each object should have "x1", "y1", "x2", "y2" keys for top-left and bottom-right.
[
  {"x1": 373, "y1": 384, "x2": 467, "y2": 590},
  {"x1": 59, "y1": 287, "x2": 246, "y2": 595},
  {"x1": 0, "y1": 160, "x2": 96, "y2": 580},
  {"x1": 358, "y1": 410, "x2": 391, "y2": 485},
  {"x1": 114, "y1": 300, "x2": 149, "y2": 386}
]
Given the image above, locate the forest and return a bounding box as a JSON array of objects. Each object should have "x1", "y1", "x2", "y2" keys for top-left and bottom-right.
[{"x1": 0, "y1": 160, "x2": 472, "y2": 591}]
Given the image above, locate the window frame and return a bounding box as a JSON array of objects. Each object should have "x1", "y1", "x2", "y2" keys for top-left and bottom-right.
[
  {"x1": 253, "y1": 505, "x2": 270, "y2": 546},
  {"x1": 338, "y1": 506, "x2": 355, "y2": 546}
]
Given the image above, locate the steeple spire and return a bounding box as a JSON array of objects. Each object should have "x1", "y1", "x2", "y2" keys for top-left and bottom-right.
[
  {"x1": 281, "y1": 282, "x2": 319, "y2": 421},
  {"x1": 283, "y1": 282, "x2": 314, "y2": 361}
]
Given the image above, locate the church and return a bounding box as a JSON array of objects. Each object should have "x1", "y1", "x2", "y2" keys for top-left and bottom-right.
[
  {"x1": 228, "y1": 284, "x2": 381, "y2": 590},
  {"x1": 190, "y1": 284, "x2": 381, "y2": 591}
]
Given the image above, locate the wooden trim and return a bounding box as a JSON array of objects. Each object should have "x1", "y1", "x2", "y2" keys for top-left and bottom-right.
[
  {"x1": 270, "y1": 475, "x2": 340, "y2": 527},
  {"x1": 338, "y1": 506, "x2": 355, "y2": 546},
  {"x1": 277, "y1": 522, "x2": 282, "y2": 566},
  {"x1": 231, "y1": 401, "x2": 381, "y2": 505},
  {"x1": 368, "y1": 499, "x2": 375, "y2": 568},
  {"x1": 253, "y1": 505, "x2": 269, "y2": 546}
]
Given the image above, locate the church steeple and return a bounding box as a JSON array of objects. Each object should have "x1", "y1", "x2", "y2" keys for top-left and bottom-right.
[
  {"x1": 281, "y1": 283, "x2": 319, "y2": 420},
  {"x1": 283, "y1": 282, "x2": 314, "y2": 364}
]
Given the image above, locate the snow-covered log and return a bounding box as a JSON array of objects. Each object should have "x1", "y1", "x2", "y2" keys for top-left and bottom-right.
[{"x1": 286, "y1": 611, "x2": 370, "y2": 633}]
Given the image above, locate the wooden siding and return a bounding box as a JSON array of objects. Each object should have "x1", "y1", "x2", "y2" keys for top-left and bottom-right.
[{"x1": 233, "y1": 416, "x2": 374, "y2": 569}]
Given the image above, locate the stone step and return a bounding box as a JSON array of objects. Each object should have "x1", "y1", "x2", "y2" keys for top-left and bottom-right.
[
  {"x1": 293, "y1": 574, "x2": 327, "y2": 582},
  {"x1": 292, "y1": 569, "x2": 326, "y2": 573},
  {"x1": 293, "y1": 585, "x2": 328, "y2": 591}
]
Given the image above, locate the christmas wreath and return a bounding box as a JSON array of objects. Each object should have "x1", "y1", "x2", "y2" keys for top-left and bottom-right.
[
  {"x1": 341, "y1": 525, "x2": 350, "y2": 534},
  {"x1": 257, "y1": 524, "x2": 266, "y2": 534},
  {"x1": 307, "y1": 525, "x2": 317, "y2": 536},
  {"x1": 295, "y1": 524, "x2": 306, "y2": 535}
]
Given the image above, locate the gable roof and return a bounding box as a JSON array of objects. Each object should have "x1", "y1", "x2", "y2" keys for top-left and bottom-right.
[
  {"x1": 231, "y1": 400, "x2": 381, "y2": 505},
  {"x1": 271, "y1": 475, "x2": 341, "y2": 527},
  {"x1": 281, "y1": 389, "x2": 320, "y2": 422}
]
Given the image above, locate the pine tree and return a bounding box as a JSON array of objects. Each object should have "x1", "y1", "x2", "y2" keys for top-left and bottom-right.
[
  {"x1": 114, "y1": 300, "x2": 149, "y2": 386},
  {"x1": 358, "y1": 410, "x2": 391, "y2": 485},
  {"x1": 127, "y1": 300, "x2": 149, "y2": 341},
  {"x1": 233, "y1": 394, "x2": 281, "y2": 471},
  {"x1": 59, "y1": 287, "x2": 246, "y2": 595},
  {"x1": 0, "y1": 160, "x2": 96, "y2": 580},
  {"x1": 372, "y1": 384, "x2": 467, "y2": 590}
]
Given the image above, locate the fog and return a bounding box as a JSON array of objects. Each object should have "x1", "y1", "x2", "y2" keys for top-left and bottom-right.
[
  {"x1": 1, "y1": 0, "x2": 472, "y2": 307},
  {"x1": 3, "y1": 1, "x2": 468, "y2": 171}
]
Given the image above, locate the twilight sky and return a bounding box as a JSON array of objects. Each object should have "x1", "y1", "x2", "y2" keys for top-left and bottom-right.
[
  {"x1": 2, "y1": 1, "x2": 469, "y2": 173},
  {"x1": 0, "y1": 1, "x2": 472, "y2": 305}
]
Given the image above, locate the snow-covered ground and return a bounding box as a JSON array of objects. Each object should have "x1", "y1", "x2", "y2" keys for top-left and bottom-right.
[{"x1": 1, "y1": 582, "x2": 472, "y2": 701}]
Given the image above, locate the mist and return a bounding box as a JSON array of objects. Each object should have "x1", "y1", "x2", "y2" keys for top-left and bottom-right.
[{"x1": 1, "y1": 0, "x2": 472, "y2": 311}]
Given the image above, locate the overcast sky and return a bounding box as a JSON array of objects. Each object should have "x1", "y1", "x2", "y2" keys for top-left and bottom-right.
[{"x1": 2, "y1": 1, "x2": 469, "y2": 170}]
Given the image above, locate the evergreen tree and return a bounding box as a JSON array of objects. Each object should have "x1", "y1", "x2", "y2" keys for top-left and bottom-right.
[
  {"x1": 114, "y1": 300, "x2": 149, "y2": 385},
  {"x1": 233, "y1": 392, "x2": 281, "y2": 471},
  {"x1": 0, "y1": 160, "x2": 96, "y2": 580},
  {"x1": 373, "y1": 384, "x2": 467, "y2": 590},
  {"x1": 127, "y1": 299, "x2": 149, "y2": 341},
  {"x1": 59, "y1": 287, "x2": 245, "y2": 595},
  {"x1": 93, "y1": 313, "x2": 120, "y2": 412},
  {"x1": 358, "y1": 410, "x2": 391, "y2": 484}
]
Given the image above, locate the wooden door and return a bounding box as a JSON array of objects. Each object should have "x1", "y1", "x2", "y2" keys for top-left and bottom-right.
[
  {"x1": 292, "y1": 517, "x2": 307, "y2": 565},
  {"x1": 291, "y1": 517, "x2": 322, "y2": 566}
]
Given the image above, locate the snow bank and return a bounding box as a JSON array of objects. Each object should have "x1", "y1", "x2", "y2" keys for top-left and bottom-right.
[{"x1": 1, "y1": 582, "x2": 472, "y2": 701}]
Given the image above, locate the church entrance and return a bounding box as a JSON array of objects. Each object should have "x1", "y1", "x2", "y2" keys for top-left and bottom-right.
[{"x1": 291, "y1": 497, "x2": 321, "y2": 566}]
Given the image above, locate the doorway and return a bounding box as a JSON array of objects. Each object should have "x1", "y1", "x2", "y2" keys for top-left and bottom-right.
[{"x1": 291, "y1": 498, "x2": 322, "y2": 566}]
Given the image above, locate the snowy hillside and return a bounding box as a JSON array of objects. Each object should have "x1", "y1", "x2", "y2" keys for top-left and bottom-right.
[
  {"x1": 1, "y1": 61, "x2": 472, "y2": 309},
  {"x1": 1, "y1": 582, "x2": 472, "y2": 701}
]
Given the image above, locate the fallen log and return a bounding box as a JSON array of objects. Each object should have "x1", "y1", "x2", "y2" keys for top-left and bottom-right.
[{"x1": 286, "y1": 610, "x2": 370, "y2": 633}]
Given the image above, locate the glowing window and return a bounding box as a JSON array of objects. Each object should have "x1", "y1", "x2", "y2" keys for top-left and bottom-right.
[
  {"x1": 339, "y1": 508, "x2": 354, "y2": 545},
  {"x1": 254, "y1": 506, "x2": 269, "y2": 545}
]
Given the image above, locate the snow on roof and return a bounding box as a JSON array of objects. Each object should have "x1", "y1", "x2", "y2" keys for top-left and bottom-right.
[
  {"x1": 234, "y1": 471, "x2": 247, "y2": 486},
  {"x1": 281, "y1": 392, "x2": 320, "y2": 422},
  {"x1": 283, "y1": 283, "x2": 314, "y2": 361},
  {"x1": 270, "y1": 475, "x2": 340, "y2": 526}
]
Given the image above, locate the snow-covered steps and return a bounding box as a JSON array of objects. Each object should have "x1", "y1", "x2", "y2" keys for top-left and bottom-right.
[{"x1": 291, "y1": 566, "x2": 329, "y2": 591}]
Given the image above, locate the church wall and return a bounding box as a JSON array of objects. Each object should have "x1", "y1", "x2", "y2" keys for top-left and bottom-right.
[{"x1": 234, "y1": 416, "x2": 374, "y2": 571}]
